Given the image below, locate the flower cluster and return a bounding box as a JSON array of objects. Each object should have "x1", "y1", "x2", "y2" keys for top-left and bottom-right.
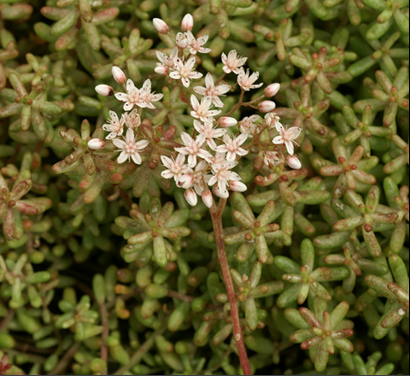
[
  {"x1": 94, "y1": 68, "x2": 163, "y2": 164},
  {"x1": 153, "y1": 16, "x2": 303, "y2": 207}
]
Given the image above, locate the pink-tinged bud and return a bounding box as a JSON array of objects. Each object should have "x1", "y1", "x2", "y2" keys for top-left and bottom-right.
[
  {"x1": 201, "y1": 190, "x2": 213, "y2": 208},
  {"x1": 95, "y1": 84, "x2": 114, "y2": 96},
  {"x1": 88, "y1": 138, "x2": 105, "y2": 150},
  {"x1": 154, "y1": 66, "x2": 169, "y2": 76},
  {"x1": 258, "y1": 100, "x2": 276, "y2": 113},
  {"x1": 153, "y1": 18, "x2": 170, "y2": 34},
  {"x1": 264, "y1": 83, "x2": 280, "y2": 97},
  {"x1": 229, "y1": 181, "x2": 247, "y2": 192},
  {"x1": 112, "y1": 66, "x2": 127, "y2": 85},
  {"x1": 181, "y1": 13, "x2": 194, "y2": 32},
  {"x1": 176, "y1": 32, "x2": 189, "y2": 49},
  {"x1": 286, "y1": 155, "x2": 302, "y2": 170},
  {"x1": 184, "y1": 189, "x2": 198, "y2": 206},
  {"x1": 219, "y1": 117, "x2": 237, "y2": 127}
]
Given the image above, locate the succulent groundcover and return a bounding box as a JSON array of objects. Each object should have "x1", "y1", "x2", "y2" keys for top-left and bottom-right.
[{"x1": 0, "y1": 0, "x2": 409, "y2": 375}]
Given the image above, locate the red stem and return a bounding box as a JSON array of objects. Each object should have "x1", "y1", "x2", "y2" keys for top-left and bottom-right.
[{"x1": 210, "y1": 199, "x2": 252, "y2": 375}]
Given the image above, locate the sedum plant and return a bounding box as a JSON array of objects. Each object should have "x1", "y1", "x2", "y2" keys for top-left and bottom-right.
[{"x1": 0, "y1": 0, "x2": 408, "y2": 375}]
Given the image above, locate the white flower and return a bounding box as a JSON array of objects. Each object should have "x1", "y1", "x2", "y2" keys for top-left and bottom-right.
[
  {"x1": 112, "y1": 66, "x2": 127, "y2": 85},
  {"x1": 176, "y1": 32, "x2": 189, "y2": 49},
  {"x1": 95, "y1": 84, "x2": 113, "y2": 96},
  {"x1": 264, "y1": 83, "x2": 280, "y2": 97},
  {"x1": 114, "y1": 79, "x2": 145, "y2": 111},
  {"x1": 185, "y1": 31, "x2": 211, "y2": 55},
  {"x1": 113, "y1": 128, "x2": 149, "y2": 164},
  {"x1": 258, "y1": 100, "x2": 276, "y2": 113},
  {"x1": 263, "y1": 151, "x2": 279, "y2": 167},
  {"x1": 193, "y1": 73, "x2": 230, "y2": 108},
  {"x1": 238, "y1": 115, "x2": 261, "y2": 137},
  {"x1": 175, "y1": 132, "x2": 212, "y2": 168},
  {"x1": 221, "y1": 50, "x2": 248, "y2": 74},
  {"x1": 208, "y1": 161, "x2": 242, "y2": 198},
  {"x1": 229, "y1": 180, "x2": 247, "y2": 193},
  {"x1": 286, "y1": 155, "x2": 302, "y2": 170},
  {"x1": 264, "y1": 113, "x2": 281, "y2": 130},
  {"x1": 184, "y1": 188, "x2": 198, "y2": 206},
  {"x1": 102, "y1": 110, "x2": 125, "y2": 140},
  {"x1": 169, "y1": 57, "x2": 203, "y2": 87},
  {"x1": 181, "y1": 13, "x2": 194, "y2": 32},
  {"x1": 201, "y1": 189, "x2": 213, "y2": 208},
  {"x1": 138, "y1": 79, "x2": 163, "y2": 109},
  {"x1": 190, "y1": 95, "x2": 221, "y2": 121},
  {"x1": 272, "y1": 123, "x2": 302, "y2": 155},
  {"x1": 153, "y1": 18, "x2": 169, "y2": 34},
  {"x1": 216, "y1": 133, "x2": 248, "y2": 161},
  {"x1": 155, "y1": 48, "x2": 178, "y2": 75},
  {"x1": 237, "y1": 68, "x2": 263, "y2": 91},
  {"x1": 193, "y1": 119, "x2": 226, "y2": 150},
  {"x1": 160, "y1": 154, "x2": 189, "y2": 182},
  {"x1": 219, "y1": 117, "x2": 237, "y2": 127},
  {"x1": 88, "y1": 138, "x2": 105, "y2": 150},
  {"x1": 179, "y1": 161, "x2": 208, "y2": 197},
  {"x1": 123, "y1": 109, "x2": 141, "y2": 130}
]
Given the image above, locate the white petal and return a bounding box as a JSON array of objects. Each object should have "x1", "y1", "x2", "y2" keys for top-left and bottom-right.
[
  {"x1": 115, "y1": 92, "x2": 128, "y2": 102},
  {"x1": 126, "y1": 79, "x2": 135, "y2": 93},
  {"x1": 117, "y1": 151, "x2": 129, "y2": 163},
  {"x1": 285, "y1": 141, "x2": 294, "y2": 155},
  {"x1": 124, "y1": 102, "x2": 134, "y2": 111},
  {"x1": 205, "y1": 73, "x2": 213, "y2": 88},
  {"x1": 161, "y1": 155, "x2": 172, "y2": 168},
  {"x1": 113, "y1": 138, "x2": 126, "y2": 149},
  {"x1": 272, "y1": 136, "x2": 284, "y2": 145},
  {"x1": 131, "y1": 152, "x2": 142, "y2": 165}
]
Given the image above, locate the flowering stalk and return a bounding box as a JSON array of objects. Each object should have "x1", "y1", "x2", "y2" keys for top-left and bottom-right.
[{"x1": 209, "y1": 198, "x2": 252, "y2": 375}]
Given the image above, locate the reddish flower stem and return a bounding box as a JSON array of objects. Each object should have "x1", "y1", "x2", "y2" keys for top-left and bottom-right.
[{"x1": 210, "y1": 199, "x2": 252, "y2": 375}]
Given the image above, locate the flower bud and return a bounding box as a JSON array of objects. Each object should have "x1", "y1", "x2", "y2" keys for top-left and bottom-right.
[
  {"x1": 154, "y1": 66, "x2": 169, "y2": 76},
  {"x1": 258, "y1": 100, "x2": 276, "y2": 113},
  {"x1": 184, "y1": 188, "x2": 198, "y2": 206},
  {"x1": 264, "y1": 83, "x2": 280, "y2": 97},
  {"x1": 176, "y1": 32, "x2": 189, "y2": 49},
  {"x1": 112, "y1": 66, "x2": 127, "y2": 85},
  {"x1": 219, "y1": 117, "x2": 237, "y2": 127},
  {"x1": 286, "y1": 155, "x2": 302, "y2": 170},
  {"x1": 95, "y1": 84, "x2": 114, "y2": 96},
  {"x1": 153, "y1": 18, "x2": 170, "y2": 34},
  {"x1": 181, "y1": 14, "x2": 194, "y2": 32},
  {"x1": 201, "y1": 190, "x2": 213, "y2": 208},
  {"x1": 229, "y1": 181, "x2": 247, "y2": 192},
  {"x1": 88, "y1": 138, "x2": 105, "y2": 150}
]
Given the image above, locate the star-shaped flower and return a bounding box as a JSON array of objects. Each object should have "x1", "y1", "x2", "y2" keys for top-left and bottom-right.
[
  {"x1": 237, "y1": 68, "x2": 263, "y2": 91},
  {"x1": 169, "y1": 57, "x2": 203, "y2": 87},
  {"x1": 221, "y1": 50, "x2": 248, "y2": 74},
  {"x1": 216, "y1": 133, "x2": 248, "y2": 161},
  {"x1": 160, "y1": 154, "x2": 189, "y2": 182},
  {"x1": 138, "y1": 79, "x2": 163, "y2": 109},
  {"x1": 272, "y1": 123, "x2": 302, "y2": 155},
  {"x1": 190, "y1": 95, "x2": 221, "y2": 121},
  {"x1": 102, "y1": 110, "x2": 125, "y2": 140},
  {"x1": 113, "y1": 128, "x2": 149, "y2": 164},
  {"x1": 155, "y1": 47, "x2": 178, "y2": 75},
  {"x1": 193, "y1": 73, "x2": 230, "y2": 108},
  {"x1": 115, "y1": 79, "x2": 145, "y2": 111},
  {"x1": 185, "y1": 31, "x2": 211, "y2": 55},
  {"x1": 174, "y1": 132, "x2": 212, "y2": 168},
  {"x1": 193, "y1": 119, "x2": 226, "y2": 150}
]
